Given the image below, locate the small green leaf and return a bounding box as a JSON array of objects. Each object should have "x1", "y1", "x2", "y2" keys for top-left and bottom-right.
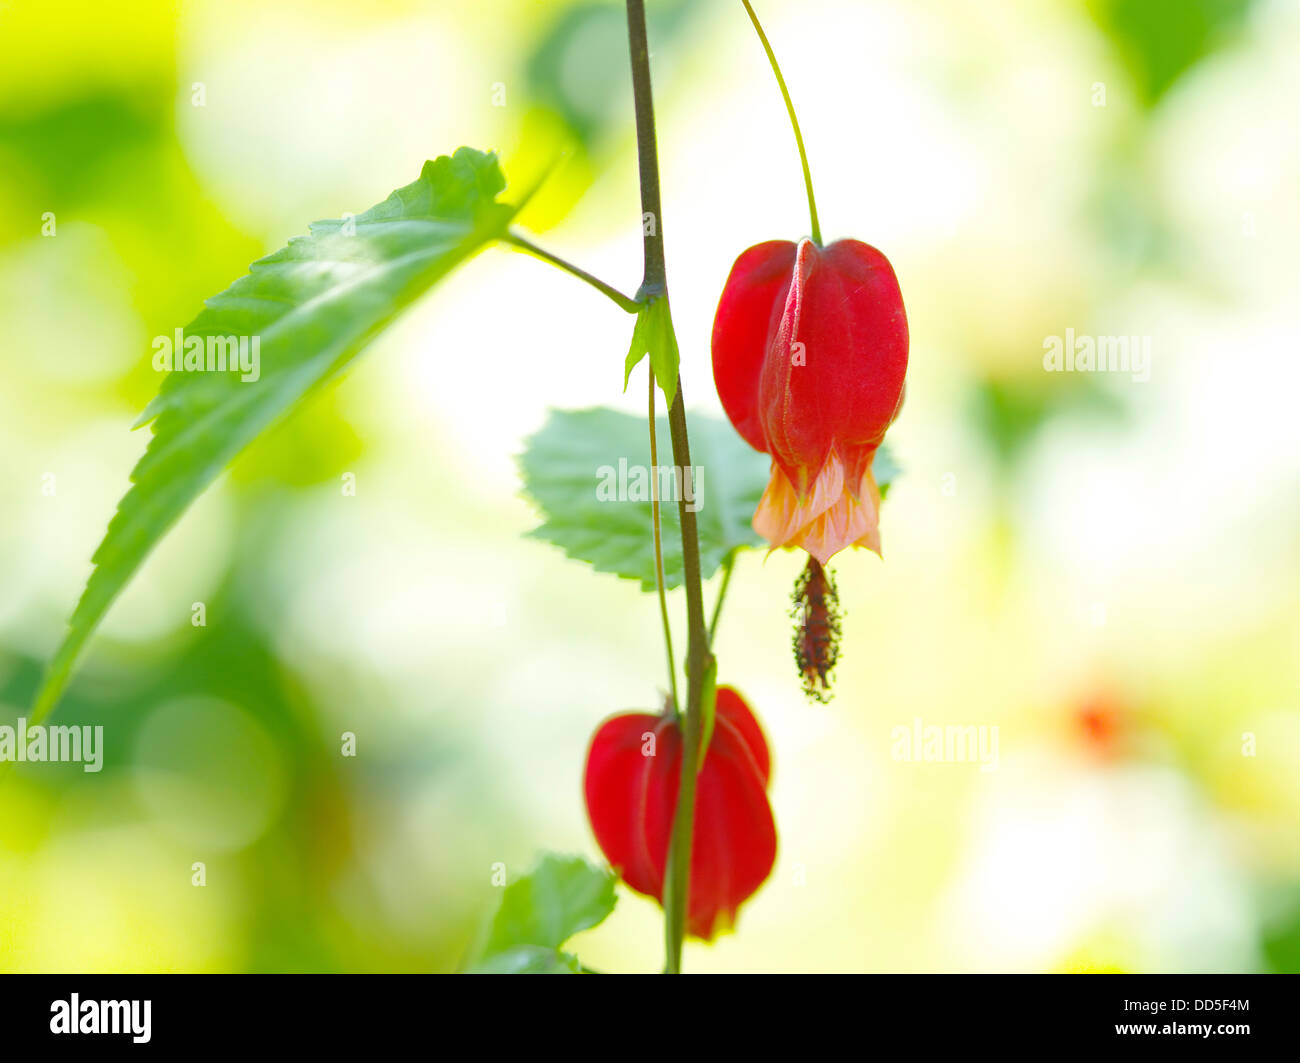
[
  {"x1": 465, "y1": 854, "x2": 616, "y2": 974},
  {"x1": 466, "y1": 946, "x2": 583, "y2": 975},
  {"x1": 28, "y1": 148, "x2": 515, "y2": 726},
  {"x1": 520, "y1": 407, "x2": 769, "y2": 591},
  {"x1": 481, "y1": 854, "x2": 617, "y2": 956},
  {"x1": 622, "y1": 297, "x2": 680, "y2": 406}
]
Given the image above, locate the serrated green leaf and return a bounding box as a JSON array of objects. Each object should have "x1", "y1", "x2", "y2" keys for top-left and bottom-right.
[
  {"x1": 520, "y1": 407, "x2": 902, "y2": 591},
  {"x1": 622, "y1": 297, "x2": 680, "y2": 406},
  {"x1": 465, "y1": 854, "x2": 615, "y2": 973},
  {"x1": 28, "y1": 147, "x2": 515, "y2": 726},
  {"x1": 481, "y1": 854, "x2": 617, "y2": 957},
  {"x1": 465, "y1": 945, "x2": 584, "y2": 975},
  {"x1": 520, "y1": 407, "x2": 769, "y2": 591}
]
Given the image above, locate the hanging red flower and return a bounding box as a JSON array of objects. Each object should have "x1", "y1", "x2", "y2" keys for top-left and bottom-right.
[
  {"x1": 583, "y1": 686, "x2": 776, "y2": 940},
  {"x1": 711, "y1": 237, "x2": 908, "y2": 564}
]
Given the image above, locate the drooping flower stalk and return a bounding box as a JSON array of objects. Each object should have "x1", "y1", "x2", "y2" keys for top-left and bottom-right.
[
  {"x1": 712, "y1": 3, "x2": 910, "y2": 699},
  {"x1": 648, "y1": 368, "x2": 678, "y2": 716},
  {"x1": 741, "y1": 0, "x2": 821, "y2": 244}
]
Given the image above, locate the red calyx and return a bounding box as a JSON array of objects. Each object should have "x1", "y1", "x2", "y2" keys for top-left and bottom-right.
[
  {"x1": 712, "y1": 237, "x2": 908, "y2": 562},
  {"x1": 583, "y1": 686, "x2": 777, "y2": 941}
]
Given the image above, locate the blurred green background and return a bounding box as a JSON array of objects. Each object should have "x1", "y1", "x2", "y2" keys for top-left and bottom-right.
[{"x1": 2, "y1": 0, "x2": 1298, "y2": 972}]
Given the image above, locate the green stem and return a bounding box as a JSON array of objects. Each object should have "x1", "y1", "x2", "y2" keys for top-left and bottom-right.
[
  {"x1": 648, "y1": 368, "x2": 679, "y2": 716},
  {"x1": 505, "y1": 231, "x2": 641, "y2": 313},
  {"x1": 741, "y1": 0, "x2": 822, "y2": 245},
  {"x1": 625, "y1": 0, "x2": 712, "y2": 976},
  {"x1": 708, "y1": 551, "x2": 736, "y2": 644}
]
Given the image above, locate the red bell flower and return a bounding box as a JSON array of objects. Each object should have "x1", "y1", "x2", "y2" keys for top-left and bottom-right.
[
  {"x1": 711, "y1": 237, "x2": 908, "y2": 563},
  {"x1": 583, "y1": 686, "x2": 776, "y2": 941}
]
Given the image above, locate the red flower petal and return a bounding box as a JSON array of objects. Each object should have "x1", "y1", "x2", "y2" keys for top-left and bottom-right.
[
  {"x1": 711, "y1": 240, "x2": 797, "y2": 455},
  {"x1": 714, "y1": 685, "x2": 770, "y2": 786},
  {"x1": 583, "y1": 711, "x2": 668, "y2": 899},
  {"x1": 583, "y1": 687, "x2": 777, "y2": 941},
  {"x1": 686, "y1": 710, "x2": 777, "y2": 937},
  {"x1": 758, "y1": 238, "x2": 907, "y2": 492}
]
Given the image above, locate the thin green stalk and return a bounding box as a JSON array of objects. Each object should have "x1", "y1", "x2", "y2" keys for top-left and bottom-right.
[
  {"x1": 741, "y1": 0, "x2": 822, "y2": 244},
  {"x1": 708, "y1": 551, "x2": 736, "y2": 644},
  {"x1": 648, "y1": 368, "x2": 679, "y2": 716},
  {"x1": 625, "y1": 0, "x2": 713, "y2": 976},
  {"x1": 505, "y1": 231, "x2": 641, "y2": 313}
]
